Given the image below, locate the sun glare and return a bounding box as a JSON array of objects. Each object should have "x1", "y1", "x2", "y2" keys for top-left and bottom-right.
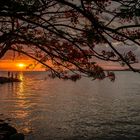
[{"x1": 16, "y1": 63, "x2": 26, "y2": 69}]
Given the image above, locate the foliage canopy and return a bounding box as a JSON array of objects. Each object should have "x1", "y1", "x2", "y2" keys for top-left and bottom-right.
[{"x1": 0, "y1": 0, "x2": 140, "y2": 81}]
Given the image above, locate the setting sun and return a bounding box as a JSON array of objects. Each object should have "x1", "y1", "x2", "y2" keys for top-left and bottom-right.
[{"x1": 16, "y1": 63, "x2": 26, "y2": 69}]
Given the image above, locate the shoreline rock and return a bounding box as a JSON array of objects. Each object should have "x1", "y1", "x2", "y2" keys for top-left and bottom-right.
[{"x1": 0, "y1": 122, "x2": 24, "y2": 140}]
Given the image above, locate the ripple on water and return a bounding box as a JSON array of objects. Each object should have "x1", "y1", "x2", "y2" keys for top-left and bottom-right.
[{"x1": 0, "y1": 71, "x2": 140, "y2": 140}]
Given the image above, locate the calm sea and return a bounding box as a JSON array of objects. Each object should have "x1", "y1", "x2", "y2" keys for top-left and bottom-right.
[{"x1": 0, "y1": 71, "x2": 140, "y2": 140}]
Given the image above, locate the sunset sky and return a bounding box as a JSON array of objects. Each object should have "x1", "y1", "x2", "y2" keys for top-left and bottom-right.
[
  {"x1": 0, "y1": 50, "x2": 43, "y2": 71},
  {"x1": 0, "y1": 44, "x2": 140, "y2": 71},
  {"x1": 0, "y1": 1, "x2": 140, "y2": 72}
]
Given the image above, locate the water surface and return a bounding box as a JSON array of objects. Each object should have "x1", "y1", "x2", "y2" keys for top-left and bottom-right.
[{"x1": 0, "y1": 71, "x2": 140, "y2": 140}]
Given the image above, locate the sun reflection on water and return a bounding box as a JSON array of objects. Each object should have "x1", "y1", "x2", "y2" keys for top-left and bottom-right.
[
  {"x1": 11, "y1": 72, "x2": 34, "y2": 134},
  {"x1": 18, "y1": 72, "x2": 24, "y2": 81},
  {"x1": 18, "y1": 81, "x2": 24, "y2": 95},
  {"x1": 15, "y1": 73, "x2": 34, "y2": 135}
]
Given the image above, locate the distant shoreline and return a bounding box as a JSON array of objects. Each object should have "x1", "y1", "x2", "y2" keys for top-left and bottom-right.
[
  {"x1": 0, "y1": 69, "x2": 139, "y2": 72},
  {"x1": 0, "y1": 77, "x2": 21, "y2": 84},
  {"x1": 104, "y1": 69, "x2": 140, "y2": 71}
]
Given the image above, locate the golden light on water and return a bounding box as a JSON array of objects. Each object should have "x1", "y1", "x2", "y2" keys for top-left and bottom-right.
[{"x1": 18, "y1": 72, "x2": 24, "y2": 81}]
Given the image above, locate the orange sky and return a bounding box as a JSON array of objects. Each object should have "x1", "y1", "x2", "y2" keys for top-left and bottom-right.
[
  {"x1": 0, "y1": 50, "x2": 139, "y2": 71},
  {"x1": 0, "y1": 51, "x2": 44, "y2": 71},
  {"x1": 0, "y1": 60, "x2": 44, "y2": 71},
  {"x1": 0, "y1": 58, "x2": 132, "y2": 71}
]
